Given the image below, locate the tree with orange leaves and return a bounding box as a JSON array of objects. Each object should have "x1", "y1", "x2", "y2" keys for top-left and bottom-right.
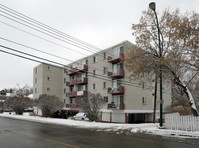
[{"x1": 125, "y1": 8, "x2": 199, "y2": 116}]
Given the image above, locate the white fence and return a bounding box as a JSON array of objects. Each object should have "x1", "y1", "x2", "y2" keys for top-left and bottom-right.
[{"x1": 165, "y1": 113, "x2": 199, "y2": 132}]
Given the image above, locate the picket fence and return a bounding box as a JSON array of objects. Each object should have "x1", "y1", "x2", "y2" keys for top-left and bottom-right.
[{"x1": 165, "y1": 113, "x2": 199, "y2": 132}]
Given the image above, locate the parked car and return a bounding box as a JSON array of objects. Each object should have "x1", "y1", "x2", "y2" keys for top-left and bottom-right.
[{"x1": 73, "y1": 113, "x2": 89, "y2": 121}]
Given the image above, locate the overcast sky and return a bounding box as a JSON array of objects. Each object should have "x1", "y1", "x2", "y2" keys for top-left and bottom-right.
[{"x1": 0, "y1": 0, "x2": 199, "y2": 90}]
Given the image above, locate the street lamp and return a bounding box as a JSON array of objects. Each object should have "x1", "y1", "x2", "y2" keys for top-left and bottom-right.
[{"x1": 149, "y1": 2, "x2": 163, "y2": 127}]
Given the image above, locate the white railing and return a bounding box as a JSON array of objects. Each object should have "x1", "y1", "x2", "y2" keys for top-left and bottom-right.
[{"x1": 165, "y1": 113, "x2": 199, "y2": 132}]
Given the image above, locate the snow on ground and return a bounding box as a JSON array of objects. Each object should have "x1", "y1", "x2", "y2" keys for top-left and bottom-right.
[{"x1": 0, "y1": 112, "x2": 199, "y2": 139}]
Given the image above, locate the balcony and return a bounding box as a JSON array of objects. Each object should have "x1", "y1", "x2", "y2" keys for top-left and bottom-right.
[
  {"x1": 67, "y1": 64, "x2": 88, "y2": 76},
  {"x1": 65, "y1": 104, "x2": 78, "y2": 109},
  {"x1": 66, "y1": 78, "x2": 87, "y2": 86},
  {"x1": 108, "y1": 69, "x2": 124, "y2": 79},
  {"x1": 107, "y1": 86, "x2": 124, "y2": 95},
  {"x1": 66, "y1": 79, "x2": 77, "y2": 87},
  {"x1": 66, "y1": 91, "x2": 77, "y2": 98},
  {"x1": 66, "y1": 90, "x2": 88, "y2": 98},
  {"x1": 108, "y1": 52, "x2": 124, "y2": 64},
  {"x1": 107, "y1": 102, "x2": 125, "y2": 110},
  {"x1": 75, "y1": 77, "x2": 88, "y2": 85}
]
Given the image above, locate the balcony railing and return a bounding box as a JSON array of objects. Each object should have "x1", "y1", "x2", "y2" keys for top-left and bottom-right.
[
  {"x1": 65, "y1": 104, "x2": 78, "y2": 109},
  {"x1": 107, "y1": 86, "x2": 124, "y2": 95},
  {"x1": 66, "y1": 79, "x2": 77, "y2": 86},
  {"x1": 108, "y1": 69, "x2": 124, "y2": 79},
  {"x1": 67, "y1": 64, "x2": 88, "y2": 76},
  {"x1": 66, "y1": 90, "x2": 87, "y2": 98},
  {"x1": 75, "y1": 77, "x2": 88, "y2": 85},
  {"x1": 107, "y1": 102, "x2": 125, "y2": 110},
  {"x1": 108, "y1": 52, "x2": 124, "y2": 64},
  {"x1": 66, "y1": 78, "x2": 87, "y2": 86}
]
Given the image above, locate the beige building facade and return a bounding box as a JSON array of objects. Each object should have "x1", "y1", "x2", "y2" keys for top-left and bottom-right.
[{"x1": 33, "y1": 41, "x2": 171, "y2": 123}]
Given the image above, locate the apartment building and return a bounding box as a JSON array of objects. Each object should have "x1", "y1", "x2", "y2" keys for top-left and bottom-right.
[{"x1": 33, "y1": 40, "x2": 171, "y2": 123}]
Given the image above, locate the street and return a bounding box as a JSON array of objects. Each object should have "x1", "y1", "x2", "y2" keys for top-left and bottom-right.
[{"x1": 0, "y1": 117, "x2": 198, "y2": 148}]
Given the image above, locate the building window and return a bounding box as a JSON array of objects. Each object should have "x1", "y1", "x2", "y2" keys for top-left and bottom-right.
[
  {"x1": 142, "y1": 97, "x2": 146, "y2": 105},
  {"x1": 93, "y1": 56, "x2": 97, "y2": 63},
  {"x1": 103, "y1": 67, "x2": 108, "y2": 74},
  {"x1": 48, "y1": 66, "x2": 50, "y2": 70},
  {"x1": 64, "y1": 99, "x2": 66, "y2": 104},
  {"x1": 70, "y1": 98, "x2": 73, "y2": 104},
  {"x1": 93, "y1": 70, "x2": 96, "y2": 76},
  {"x1": 104, "y1": 53, "x2": 107, "y2": 60},
  {"x1": 47, "y1": 88, "x2": 50, "y2": 91},
  {"x1": 93, "y1": 83, "x2": 97, "y2": 90},
  {"x1": 35, "y1": 88, "x2": 37, "y2": 93},
  {"x1": 35, "y1": 68, "x2": 37, "y2": 74},
  {"x1": 47, "y1": 77, "x2": 51, "y2": 81},
  {"x1": 104, "y1": 96, "x2": 108, "y2": 102},
  {"x1": 64, "y1": 78, "x2": 66, "y2": 83},
  {"x1": 70, "y1": 75, "x2": 74, "y2": 80},
  {"x1": 35, "y1": 78, "x2": 37, "y2": 84},
  {"x1": 64, "y1": 88, "x2": 66, "y2": 93},
  {"x1": 112, "y1": 95, "x2": 124, "y2": 109},
  {"x1": 142, "y1": 82, "x2": 145, "y2": 89},
  {"x1": 103, "y1": 82, "x2": 107, "y2": 89}
]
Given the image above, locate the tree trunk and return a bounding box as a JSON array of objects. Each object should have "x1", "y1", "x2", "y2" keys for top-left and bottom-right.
[{"x1": 174, "y1": 79, "x2": 199, "y2": 116}]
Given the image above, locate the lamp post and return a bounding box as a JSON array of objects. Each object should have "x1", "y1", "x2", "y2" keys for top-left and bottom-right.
[{"x1": 149, "y1": 2, "x2": 163, "y2": 127}]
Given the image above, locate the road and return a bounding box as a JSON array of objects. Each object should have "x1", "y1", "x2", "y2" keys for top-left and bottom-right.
[{"x1": 0, "y1": 117, "x2": 198, "y2": 148}]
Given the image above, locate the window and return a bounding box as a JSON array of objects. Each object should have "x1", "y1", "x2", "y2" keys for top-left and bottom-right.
[
  {"x1": 142, "y1": 82, "x2": 145, "y2": 89},
  {"x1": 112, "y1": 95, "x2": 124, "y2": 109},
  {"x1": 142, "y1": 97, "x2": 146, "y2": 105},
  {"x1": 64, "y1": 88, "x2": 66, "y2": 93},
  {"x1": 47, "y1": 77, "x2": 51, "y2": 81},
  {"x1": 103, "y1": 82, "x2": 107, "y2": 89},
  {"x1": 35, "y1": 68, "x2": 37, "y2": 74},
  {"x1": 47, "y1": 88, "x2": 50, "y2": 91},
  {"x1": 104, "y1": 53, "x2": 107, "y2": 60},
  {"x1": 93, "y1": 56, "x2": 97, "y2": 63},
  {"x1": 35, "y1": 88, "x2": 37, "y2": 93},
  {"x1": 48, "y1": 66, "x2": 50, "y2": 70},
  {"x1": 64, "y1": 69, "x2": 67, "y2": 73},
  {"x1": 103, "y1": 67, "x2": 108, "y2": 74},
  {"x1": 93, "y1": 83, "x2": 97, "y2": 90},
  {"x1": 64, "y1": 78, "x2": 66, "y2": 83},
  {"x1": 64, "y1": 99, "x2": 66, "y2": 104},
  {"x1": 70, "y1": 75, "x2": 74, "y2": 80},
  {"x1": 104, "y1": 96, "x2": 108, "y2": 102},
  {"x1": 93, "y1": 70, "x2": 96, "y2": 76},
  {"x1": 70, "y1": 98, "x2": 73, "y2": 104},
  {"x1": 35, "y1": 78, "x2": 37, "y2": 84},
  {"x1": 82, "y1": 59, "x2": 88, "y2": 65}
]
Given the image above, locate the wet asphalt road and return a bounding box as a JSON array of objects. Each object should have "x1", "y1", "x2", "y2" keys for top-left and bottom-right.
[{"x1": 0, "y1": 117, "x2": 198, "y2": 148}]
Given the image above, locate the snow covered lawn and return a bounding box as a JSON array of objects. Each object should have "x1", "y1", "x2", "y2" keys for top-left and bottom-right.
[{"x1": 0, "y1": 112, "x2": 199, "y2": 139}]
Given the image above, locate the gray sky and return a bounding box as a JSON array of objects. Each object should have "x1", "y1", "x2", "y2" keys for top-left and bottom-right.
[{"x1": 0, "y1": 0, "x2": 199, "y2": 90}]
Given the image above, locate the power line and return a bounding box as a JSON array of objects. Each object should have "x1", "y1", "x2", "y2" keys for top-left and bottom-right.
[
  {"x1": 0, "y1": 12, "x2": 97, "y2": 54},
  {"x1": 0, "y1": 44, "x2": 145, "y2": 88},
  {"x1": 0, "y1": 37, "x2": 73, "y2": 63},
  {"x1": 0, "y1": 5, "x2": 111, "y2": 61},
  {"x1": 0, "y1": 21, "x2": 88, "y2": 56},
  {"x1": 0, "y1": 37, "x2": 114, "y2": 75},
  {"x1": 0, "y1": 4, "x2": 102, "y2": 52}
]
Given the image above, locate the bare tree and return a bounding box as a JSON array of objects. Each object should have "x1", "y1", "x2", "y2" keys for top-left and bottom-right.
[
  {"x1": 125, "y1": 8, "x2": 199, "y2": 116},
  {"x1": 4, "y1": 96, "x2": 32, "y2": 115},
  {"x1": 76, "y1": 92, "x2": 105, "y2": 122},
  {"x1": 37, "y1": 94, "x2": 64, "y2": 117},
  {"x1": 12, "y1": 84, "x2": 33, "y2": 98}
]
